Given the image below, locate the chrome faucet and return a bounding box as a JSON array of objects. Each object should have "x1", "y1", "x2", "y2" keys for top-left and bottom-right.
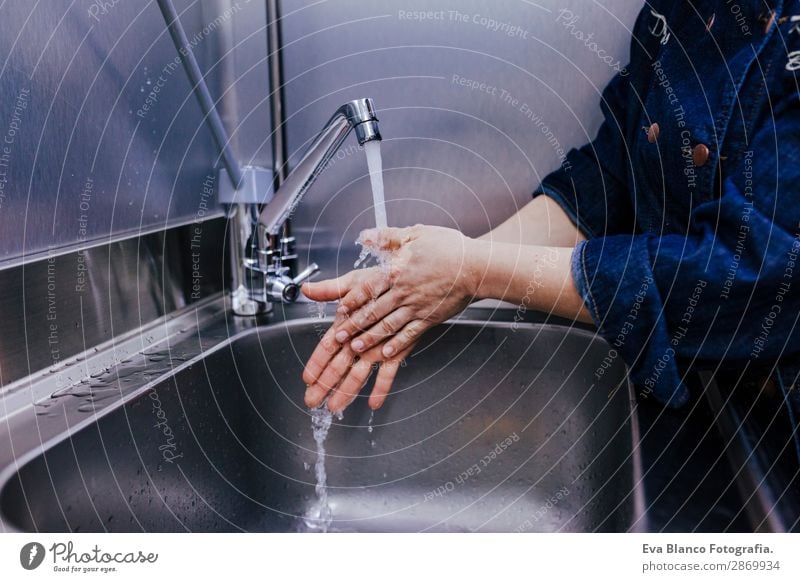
[
  {"x1": 231, "y1": 98, "x2": 382, "y2": 315},
  {"x1": 154, "y1": 2, "x2": 381, "y2": 314}
]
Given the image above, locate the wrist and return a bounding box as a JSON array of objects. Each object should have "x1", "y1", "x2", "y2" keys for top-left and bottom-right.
[{"x1": 464, "y1": 236, "x2": 492, "y2": 301}]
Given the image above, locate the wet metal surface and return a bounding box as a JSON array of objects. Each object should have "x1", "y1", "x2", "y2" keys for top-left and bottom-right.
[{"x1": 0, "y1": 308, "x2": 643, "y2": 532}]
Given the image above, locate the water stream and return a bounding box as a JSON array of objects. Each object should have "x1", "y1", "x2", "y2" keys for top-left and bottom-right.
[
  {"x1": 365, "y1": 140, "x2": 387, "y2": 229},
  {"x1": 303, "y1": 406, "x2": 338, "y2": 532},
  {"x1": 303, "y1": 141, "x2": 388, "y2": 531},
  {"x1": 368, "y1": 409, "x2": 376, "y2": 448},
  {"x1": 354, "y1": 143, "x2": 392, "y2": 269}
]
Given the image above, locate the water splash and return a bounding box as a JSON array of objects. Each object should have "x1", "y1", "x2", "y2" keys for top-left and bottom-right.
[{"x1": 353, "y1": 231, "x2": 392, "y2": 270}]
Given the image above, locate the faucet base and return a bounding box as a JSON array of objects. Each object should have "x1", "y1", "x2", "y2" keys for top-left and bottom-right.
[{"x1": 230, "y1": 284, "x2": 270, "y2": 316}]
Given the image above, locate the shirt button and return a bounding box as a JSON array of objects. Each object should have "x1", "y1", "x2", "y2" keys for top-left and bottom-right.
[
  {"x1": 646, "y1": 123, "x2": 660, "y2": 143},
  {"x1": 693, "y1": 144, "x2": 710, "y2": 167}
]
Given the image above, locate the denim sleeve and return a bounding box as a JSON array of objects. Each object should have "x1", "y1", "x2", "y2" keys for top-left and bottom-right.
[{"x1": 573, "y1": 85, "x2": 800, "y2": 407}]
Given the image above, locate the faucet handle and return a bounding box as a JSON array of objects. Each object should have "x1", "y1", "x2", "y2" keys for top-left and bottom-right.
[
  {"x1": 292, "y1": 262, "x2": 320, "y2": 286},
  {"x1": 265, "y1": 262, "x2": 320, "y2": 304}
]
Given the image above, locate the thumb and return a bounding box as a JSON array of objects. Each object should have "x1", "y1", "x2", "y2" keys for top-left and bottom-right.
[
  {"x1": 301, "y1": 271, "x2": 357, "y2": 301},
  {"x1": 360, "y1": 226, "x2": 414, "y2": 251}
]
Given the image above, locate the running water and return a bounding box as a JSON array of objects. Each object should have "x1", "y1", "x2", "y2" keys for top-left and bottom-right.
[
  {"x1": 303, "y1": 406, "x2": 340, "y2": 532},
  {"x1": 302, "y1": 141, "x2": 387, "y2": 531},
  {"x1": 365, "y1": 140, "x2": 387, "y2": 230},
  {"x1": 354, "y1": 141, "x2": 392, "y2": 270},
  {"x1": 367, "y1": 410, "x2": 376, "y2": 448}
]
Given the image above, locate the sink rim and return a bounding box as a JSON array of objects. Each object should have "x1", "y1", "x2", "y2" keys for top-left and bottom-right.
[{"x1": 0, "y1": 308, "x2": 647, "y2": 533}]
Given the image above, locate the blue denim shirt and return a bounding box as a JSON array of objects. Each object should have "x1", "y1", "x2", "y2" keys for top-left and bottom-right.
[{"x1": 535, "y1": 0, "x2": 800, "y2": 408}]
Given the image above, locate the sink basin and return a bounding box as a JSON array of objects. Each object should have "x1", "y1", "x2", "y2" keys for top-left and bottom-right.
[{"x1": 0, "y1": 317, "x2": 643, "y2": 532}]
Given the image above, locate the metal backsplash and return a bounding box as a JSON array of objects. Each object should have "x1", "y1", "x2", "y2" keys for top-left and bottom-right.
[
  {"x1": 0, "y1": 0, "x2": 270, "y2": 265},
  {"x1": 0, "y1": 219, "x2": 227, "y2": 390},
  {"x1": 0, "y1": 0, "x2": 640, "y2": 270},
  {"x1": 277, "y1": 0, "x2": 640, "y2": 269},
  {"x1": 0, "y1": 0, "x2": 640, "y2": 382}
]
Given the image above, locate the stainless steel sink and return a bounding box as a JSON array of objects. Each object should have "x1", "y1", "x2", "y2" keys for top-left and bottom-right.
[{"x1": 0, "y1": 312, "x2": 644, "y2": 532}]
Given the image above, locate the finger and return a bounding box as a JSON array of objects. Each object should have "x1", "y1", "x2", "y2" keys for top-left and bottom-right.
[
  {"x1": 336, "y1": 290, "x2": 401, "y2": 343},
  {"x1": 369, "y1": 345, "x2": 415, "y2": 410},
  {"x1": 301, "y1": 270, "x2": 358, "y2": 302},
  {"x1": 302, "y1": 328, "x2": 339, "y2": 386},
  {"x1": 311, "y1": 343, "x2": 356, "y2": 391},
  {"x1": 359, "y1": 226, "x2": 414, "y2": 251},
  {"x1": 301, "y1": 312, "x2": 348, "y2": 385},
  {"x1": 304, "y1": 379, "x2": 338, "y2": 410},
  {"x1": 381, "y1": 319, "x2": 429, "y2": 359},
  {"x1": 348, "y1": 306, "x2": 415, "y2": 353},
  {"x1": 335, "y1": 268, "x2": 391, "y2": 318},
  {"x1": 327, "y1": 357, "x2": 374, "y2": 413},
  {"x1": 304, "y1": 345, "x2": 355, "y2": 408}
]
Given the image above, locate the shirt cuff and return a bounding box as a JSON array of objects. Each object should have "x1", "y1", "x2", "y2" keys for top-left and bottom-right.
[{"x1": 570, "y1": 235, "x2": 691, "y2": 408}]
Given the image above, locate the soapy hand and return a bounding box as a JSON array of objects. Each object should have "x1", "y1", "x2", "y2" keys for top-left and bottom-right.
[{"x1": 302, "y1": 225, "x2": 482, "y2": 412}]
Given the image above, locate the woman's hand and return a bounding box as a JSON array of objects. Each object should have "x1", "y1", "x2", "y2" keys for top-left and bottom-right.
[
  {"x1": 331, "y1": 225, "x2": 482, "y2": 359},
  {"x1": 300, "y1": 269, "x2": 418, "y2": 412},
  {"x1": 300, "y1": 222, "x2": 590, "y2": 413},
  {"x1": 302, "y1": 320, "x2": 416, "y2": 412},
  {"x1": 301, "y1": 225, "x2": 482, "y2": 412}
]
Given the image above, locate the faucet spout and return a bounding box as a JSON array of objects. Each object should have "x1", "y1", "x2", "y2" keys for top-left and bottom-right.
[
  {"x1": 257, "y1": 97, "x2": 381, "y2": 236},
  {"x1": 343, "y1": 98, "x2": 381, "y2": 145},
  {"x1": 234, "y1": 98, "x2": 381, "y2": 311}
]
